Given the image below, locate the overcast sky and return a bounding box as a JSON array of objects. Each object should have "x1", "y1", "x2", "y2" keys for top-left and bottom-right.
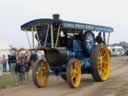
[{"x1": 0, "y1": 0, "x2": 127, "y2": 48}]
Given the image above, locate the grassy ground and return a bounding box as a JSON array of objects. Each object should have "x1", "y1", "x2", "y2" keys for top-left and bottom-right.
[{"x1": 0, "y1": 72, "x2": 16, "y2": 89}]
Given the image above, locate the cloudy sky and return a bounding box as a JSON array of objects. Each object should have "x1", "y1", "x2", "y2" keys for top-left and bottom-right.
[{"x1": 0, "y1": 0, "x2": 127, "y2": 48}]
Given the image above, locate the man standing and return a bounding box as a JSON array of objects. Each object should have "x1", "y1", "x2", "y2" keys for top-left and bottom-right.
[
  {"x1": 0, "y1": 56, "x2": 3, "y2": 76},
  {"x1": 8, "y1": 49, "x2": 16, "y2": 79},
  {"x1": 1, "y1": 55, "x2": 7, "y2": 72},
  {"x1": 15, "y1": 54, "x2": 25, "y2": 85}
]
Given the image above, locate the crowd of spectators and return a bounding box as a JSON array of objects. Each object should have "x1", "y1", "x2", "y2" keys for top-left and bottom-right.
[{"x1": 0, "y1": 48, "x2": 30, "y2": 85}]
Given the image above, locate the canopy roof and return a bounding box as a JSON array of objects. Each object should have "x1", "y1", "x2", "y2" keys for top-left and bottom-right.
[{"x1": 21, "y1": 18, "x2": 113, "y2": 32}]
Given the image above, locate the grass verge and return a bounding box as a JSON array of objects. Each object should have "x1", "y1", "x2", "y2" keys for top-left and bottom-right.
[{"x1": 0, "y1": 72, "x2": 16, "y2": 89}]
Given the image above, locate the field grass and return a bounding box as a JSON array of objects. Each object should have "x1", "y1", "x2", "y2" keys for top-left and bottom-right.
[{"x1": 0, "y1": 73, "x2": 16, "y2": 89}]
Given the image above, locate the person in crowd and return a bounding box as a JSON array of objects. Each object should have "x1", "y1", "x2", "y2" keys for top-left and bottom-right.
[
  {"x1": 8, "y1": 49, "x2": 16, "y2": 80},
  {"x1": 0, "y1": 56, "x2": 3, "y2": 76},
  {"x1": 15, "y1": 54, "x2": 25, "y2": 85},
  {"x1": 1, "y1": 55, "x2": 7, "y2": 72},
  {"x1": 23, "y1": 52, "x2": 31, "y2": 80}
]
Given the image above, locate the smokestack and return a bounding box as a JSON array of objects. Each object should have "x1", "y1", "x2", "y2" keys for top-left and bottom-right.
[{"x1": 52, "y1": 14, "x2": 60, "y2": 20}]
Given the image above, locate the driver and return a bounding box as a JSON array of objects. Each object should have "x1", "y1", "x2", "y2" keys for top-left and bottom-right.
[
  {"x1": 35, "y1": 29, "x2": 46, "y2": 46},
  {"x1": 35, "y1": 28, "x2": 51, "y2": 47},
  {"x1": 95, "y1": 32, "x2": 105, "y2": 44}
]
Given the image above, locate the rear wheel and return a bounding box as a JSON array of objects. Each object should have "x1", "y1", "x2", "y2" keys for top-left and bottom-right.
[
  {"x1": 91, "y1": 45, "x2": 111, "y2": 81},
  {"x1": 66, "y1": 58, "x2": 81, "y2": 88},
  {"x1": 32, "y1": 59, "x2": 49, "y2": 88}
]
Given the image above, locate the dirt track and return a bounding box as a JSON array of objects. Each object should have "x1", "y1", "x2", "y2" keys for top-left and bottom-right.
[{"x1": 0, "y1": 56, "x2": 128, "y2": 96}]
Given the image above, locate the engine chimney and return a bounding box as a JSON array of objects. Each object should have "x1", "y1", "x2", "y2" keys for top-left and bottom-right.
[{"x1": 52, "y1": 14, "x2": 60, "y2": 20}]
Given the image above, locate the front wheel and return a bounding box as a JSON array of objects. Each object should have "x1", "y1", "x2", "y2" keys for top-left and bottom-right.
[
  {"x1": 90, "y1": 45, "x2": 111, "y2": 81},
  {"x1": 66, "y1": 58, "x2": 81, "y2": 88},
  {"x1": 32, "y1": 59, "x2": 49, "y2": 88}
]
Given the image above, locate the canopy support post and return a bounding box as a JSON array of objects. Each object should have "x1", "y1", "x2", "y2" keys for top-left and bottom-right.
[
  {"x1": 107, "y1": 33, "x2": 111, "y2": 46},
  {"x1": 103, "y1": 32, "x2": 106, "y2": 45},
  {"x1": 35, "y1": 27, "x2": 41, "y2": 47},
  {"x1": 50, "y1": 25, "x2": 54, "y2": 48},
  {"x1": 25, "y1": 31, "x2": 32, "y2": 49},
  {"x1": 55, "y1": 25, "x2": 61, "y2": 48},
  {"x1": 44, "y1": 24, "x2": 50, "y2": 46},
  {"x1": 32, "y1": 27, "x2": 35, "y2": 48}
]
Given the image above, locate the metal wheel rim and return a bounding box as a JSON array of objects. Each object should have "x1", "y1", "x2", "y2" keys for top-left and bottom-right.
[
  {"x1": 97, "y1": 46, "x2": 110, "y2": 80},
  {"x1": 36, "y1": 61, "x2": 48, "y2": 87},
  {"x1": 70, "y1": 59, "x2": 81, "y2": 87}
]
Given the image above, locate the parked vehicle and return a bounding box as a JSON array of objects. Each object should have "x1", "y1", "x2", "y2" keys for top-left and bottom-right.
[
  {"x1": 20, "y1": 14, "x2": 113, "y2": 88},
  {"x1": 108, "y1": 46, "x2": 125, "y2": 56},
  {"x1": 125, "y1": 50, "x2": 128, "y2": 56}
]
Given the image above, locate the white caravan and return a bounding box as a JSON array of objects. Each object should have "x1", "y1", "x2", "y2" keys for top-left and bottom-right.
[{"x1": 108, "y1": 46, "x2": 125, "y2": 56}]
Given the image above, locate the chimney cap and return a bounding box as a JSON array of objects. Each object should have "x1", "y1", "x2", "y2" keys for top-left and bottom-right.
[{"x1": 52, "y1": 14, "x2": 60, "y2": 19}]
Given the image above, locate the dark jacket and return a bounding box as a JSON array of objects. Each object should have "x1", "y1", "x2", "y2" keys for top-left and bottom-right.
[
  {"x1": 15, "y1": 61, "x2": 25, "y2": 73},
  {"x1": 8, "y1": 55, "x2": 16, "y2": 64}
]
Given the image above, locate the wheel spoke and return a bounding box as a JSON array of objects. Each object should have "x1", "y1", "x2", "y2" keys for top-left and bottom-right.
[
  {"x1": 98, "y1": 48, "x2": 107, "y2": 78},
  {"x1": 71, "y1": 73, "x2": 76, "y2": 82},
  {"x1": 71, "y1": 70, "x2": 75, "y2": 77},
  {"x1": 102, "y1": 53, "x2": 106, "y2": 59},
  {"x1": 37, "y1": 63, "x2": 48, "y2": 86},
  {"x1": 98, "y1": 64, "x2": 102, "y2": 71},
  {"x1": 99, "y1": 48, "x2": 104, "y2": 56}
]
